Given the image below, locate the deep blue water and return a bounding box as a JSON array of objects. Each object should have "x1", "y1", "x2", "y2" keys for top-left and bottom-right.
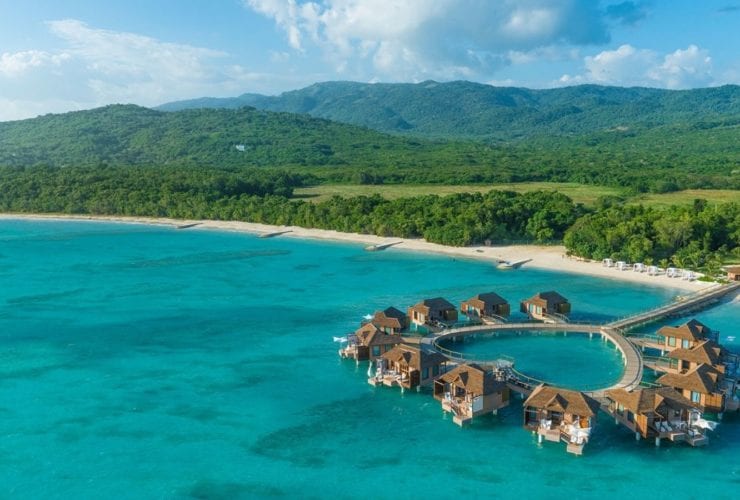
[{"x1": 0, "y1": 219, "x2": 737, "y2": 498}]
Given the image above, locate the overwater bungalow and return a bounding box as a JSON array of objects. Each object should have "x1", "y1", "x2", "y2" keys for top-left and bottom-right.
[
  {"x1": 461, "y1": 292, "x2": 510, "y2": 319},
  {"x1": 520, "y1": 291, "x2": 570, "y2": 322},
  {"x1": 654, "y1": 319, "x2": 717, "y2": 353},
  {"x1": 369, "y1": 345, "x2": 448, "y2": 390},
  {"x1": 433, "y1": 363, "x2": 509, "y2": 426},
  {"x1": 371, "y1": 306, "x2": 409, "y2": 334},
  {"x1": 408, "y1": 297, "x2": 458, "y2": 327},
  {"x1": 339, "y1": 323, "x2": 402, "y2": 361},
  {"x1": 605, "y1": 387, "x2": 708, "y2": 446},
  {"x1": 665, "y1": 340, "x2": 724, "y2": 375},
  {"x1": 656, "y1": 364, "x2": 730, "y2": 414},
  {"x1": 522, "y1": 385, "x2": 600, "y2": 455}
]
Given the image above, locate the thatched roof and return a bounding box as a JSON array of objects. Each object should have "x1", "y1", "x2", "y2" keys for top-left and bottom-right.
[
  {"x1": 524, "y1": 291, "x2": 568, "y2": 307},
  {"x1": 524, "y1": 384, "x2": 600, "y2": 417},
  {"x1": 436, "y1": 363, "x2": 504, "y2": 396},
  {"x1": 372, "y1": 306, "x2": 407, "y2": 329},
  {"x1": 667, "y1": 340, "x2": 722, "y2": 365},
  {"x1": 606, "y1": 387, "x2": 698, "y2": 416},
  {"x1": 409, "y1": 297, "x2": 456, "y2": 314},
  {"x1": 381, "y1": 345, "x2": 448, "y2": 370},
  {"x1": 657, "y1": 364, "x2": 721, "y2": 394},
  {"x1": 354, "y1": 323, "x2": 402, "y2": 348},
  {"x1": 463, "y1": 292, "x2": 508, "y2": 308},
  {"x1": 657, "y1": 319, "x2": 712, "y2": 342}
]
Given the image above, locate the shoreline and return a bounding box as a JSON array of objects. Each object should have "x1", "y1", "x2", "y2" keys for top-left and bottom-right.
[{"x1": 0, "y1": 212, "x2": 716, "y2": 292}]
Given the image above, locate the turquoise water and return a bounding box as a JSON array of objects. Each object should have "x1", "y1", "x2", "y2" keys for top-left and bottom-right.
[
  {"x1": 0, "y1": 219, "x2": 737, "y2": 498},
  {"x1": 441, "y1": 333, "x2": 625, "y2": 390}
]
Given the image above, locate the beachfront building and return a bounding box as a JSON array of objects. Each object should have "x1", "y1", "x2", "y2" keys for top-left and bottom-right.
[
  {"x1": 460, "y1": 292, "x2": 510, "y2": 319},
  {"x1": 369, "y1": 345, "x2": 448, "y2": 390},
  {"x1": 656, "y1": 364, "x2": 731, "y2": 414},
  {"x1": 371, "y1": 306, "x2": 409, "y2": 334},
  {"x1": 725, "y1": 266, "x2": 740, "y2": 281},
  {"x1": 339, "y1": 323, "x2": 402, "y2": 361},
  {"x1": 520, "y1": 291, "x2": 571, "y2": 322},
  {"x1": 605, "y1": 387, "x2": 709, "y2": 446},
  {"x1": 522, "y1": 385, "x2": 600, "y2": 455},
  {"x1": 433, "y1": 363, "x2": 509, "y2": 426},
  {"x1": 408, "y1": 297, "x2": 458, "y2": 327}
]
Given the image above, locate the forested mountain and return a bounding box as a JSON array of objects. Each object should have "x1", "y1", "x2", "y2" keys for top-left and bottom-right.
[
  {"x1": 1, "y1": 103, "x2": 737, "y2": 191},
  {"x1": 156, "y1": 81, "x2": 740, "y2": 140}
]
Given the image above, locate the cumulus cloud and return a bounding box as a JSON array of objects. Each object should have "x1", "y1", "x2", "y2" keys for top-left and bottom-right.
[
  {"x1": 559, "y1": 44, "x2": 713, "y2": 88},
  {"x1": 245, "y1": 0, "x2": 611, "y2": 80},
  {"x1": 0, "y1": 19, "x2": 313, "y2": 121}
]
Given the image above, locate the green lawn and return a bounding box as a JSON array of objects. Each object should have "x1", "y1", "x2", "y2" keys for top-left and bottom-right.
[
  {"x1": 293, "y1": 183, "x2": 739, "y2": 208},
  {"x1": 630, "y1": 190, "x2": 740, "y2": 208},
  {"x1": 293, "y1": 182, "x2": 625, "y2": 206}
]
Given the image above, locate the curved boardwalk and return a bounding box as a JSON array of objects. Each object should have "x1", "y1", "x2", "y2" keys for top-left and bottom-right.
[{"x1": 424, "y1": 283, "x2": 738, "y2": 399}]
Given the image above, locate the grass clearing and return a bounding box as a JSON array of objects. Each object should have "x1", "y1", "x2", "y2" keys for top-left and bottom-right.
[
  {"x1": 294, "y1": 183, "x2": 739, "y2": 208},
  {"x1": 293, "y1": 182, "x2": 625, "y2": 206}
]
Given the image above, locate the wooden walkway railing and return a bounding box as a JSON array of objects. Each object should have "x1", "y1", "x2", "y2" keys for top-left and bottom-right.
[{"x1": 423, "y1": 282, "x2": 738, "y2": 397}]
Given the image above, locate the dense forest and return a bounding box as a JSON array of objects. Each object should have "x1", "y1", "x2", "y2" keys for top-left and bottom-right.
[
  {"x1": 157, "y1": 80, "x2": 740, "y2": 140},
  {"x1": 1, "y1": 166, "x2": 736, "y2": 271},
  {"x1": 0, "y1": 105, "x2": 737, "y2": 192}
]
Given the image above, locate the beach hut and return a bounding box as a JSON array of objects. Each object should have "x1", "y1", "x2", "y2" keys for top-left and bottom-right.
[
  {"x1": 647, "y1": 265, "x2": 660, "y2": 276},
  {"x1": 656, "y1": 364, "x2": 729, "y2": 414},
  {"x1": 724, "y1": 266, "x2": 740, "y2": 281},
  {"x1": 371, "y1": 306, "x2": 409, "y2": 334},
  {"x1": 520, "y1": 291, "x2": 570, "y2": 322},
  {"x1": 602, "y1": 258, "x2": 614, "y2": 268},
  {"x1": 369, "y1": 345, "x2": 448, "y2": 389},
  {"x1": 433, "y1": 363, "x2": 509, "y2": 426},
  {"x1": 666, "y1": 267, "x2": 679, "y2": 278},
  {"x1": 633, "y1": 263, "x2": 646, "y2": 273},
  {"x1": 460, "y1": 292, "x2": 510, "y2": 319},
  {"x1": 616, "y1": 261, "x2": 628, "y2": 271},
  {"x1": 605, "y1": 387, "x2": 708, "y2": 446},
  {"x1": 339, "y1": 323, "x2": 402, "y2": 361},
  {"x1": 523, "y1": 385, "x2": 600, "y2": 455},
  {"x1": 655, "y1": 319, "x2": 717, "y2": 353},
  {"x1": 407, "y1": 297, "x2": 458, "y2": 327}
]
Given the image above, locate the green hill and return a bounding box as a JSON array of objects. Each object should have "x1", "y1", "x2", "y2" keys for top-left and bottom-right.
[
  {"x1": 155, "y1": 81, "x2": 740, "y2": 139},
  {"x1": 0, "y1": 104, "x2": 458, "y2": 169},
  {"x1": 0, "y1": 102, "x2": 737, "y2": 191}
]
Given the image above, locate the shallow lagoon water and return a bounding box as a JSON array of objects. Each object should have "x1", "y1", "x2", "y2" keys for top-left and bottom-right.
[{"x1": 0, "y1": 220, "x2": 737, "y2": 498}]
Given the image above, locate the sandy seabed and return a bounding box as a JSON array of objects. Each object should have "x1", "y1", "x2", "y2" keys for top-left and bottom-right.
[{"x1": 0, "y1": 213, "x2": 716, "y2": 292}]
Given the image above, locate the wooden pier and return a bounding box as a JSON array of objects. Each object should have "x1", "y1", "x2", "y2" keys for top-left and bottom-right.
[{"x1": 425, "y1": 282, "x2": 738, "y2": 400}]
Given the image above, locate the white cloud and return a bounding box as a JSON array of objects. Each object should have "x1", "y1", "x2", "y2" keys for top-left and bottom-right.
[
  {"x1": 245, "y1": 0, "x2": 609, "y2": 81},
  {"x1": 0, "y1": 19, "x2": 317, "y2": 121},
  {"x1": 559, "y1": 44, "x2": 714, "y2": 88},
  {"x1": 0, "y1": 50, "x2": 71, "y2": 77}
]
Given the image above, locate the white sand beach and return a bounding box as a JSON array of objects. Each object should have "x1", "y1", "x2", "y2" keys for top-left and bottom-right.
[{"x1": 0, "y1": 213, "x2": 716, "y2": 292}]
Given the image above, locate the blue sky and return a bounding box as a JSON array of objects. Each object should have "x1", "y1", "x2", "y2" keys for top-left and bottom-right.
[{"x1": 1, "y1": 0, "x2": 739, "y2": 120}]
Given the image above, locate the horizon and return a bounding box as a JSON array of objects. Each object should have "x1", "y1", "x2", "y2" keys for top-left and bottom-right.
[{"x1": 2, "y1": 1, "x2": 740, "y2": 121}]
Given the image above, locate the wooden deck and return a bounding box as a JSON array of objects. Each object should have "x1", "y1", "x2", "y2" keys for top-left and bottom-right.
[{"x1": 422, "y1": 282, "x2": 738, "y2": 399}]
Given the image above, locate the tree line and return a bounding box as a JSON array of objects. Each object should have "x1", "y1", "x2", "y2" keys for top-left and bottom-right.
[{"x1": 0, "y1": 166, "x2": 736, "y2": 271}]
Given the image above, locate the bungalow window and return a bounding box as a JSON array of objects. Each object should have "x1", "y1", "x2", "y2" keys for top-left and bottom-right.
[
  {"x1": 668, "y1": 337, "x2": 676, "y2": 347},
  {"x1": 432, "y1": 365, "x2": 440, "y2": 376},
  {"x1": 681, "y1": 339, "x2": 690, "y2": 348},
  {"x1": 627, "y1": 411, "x2": 634, "y2": 423},
  {"x1": 422, "y1": 367, "x2": 430, "y2": 380},
  {"x1": 372, "y1": 346, "x2": 381, "y2": 357},
  {"x1": 691, "y1": 391, "x2": 701, "y2": 403},
  {"x1": 616, "y1": 403, "x2": 624, "y2": 415}
]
